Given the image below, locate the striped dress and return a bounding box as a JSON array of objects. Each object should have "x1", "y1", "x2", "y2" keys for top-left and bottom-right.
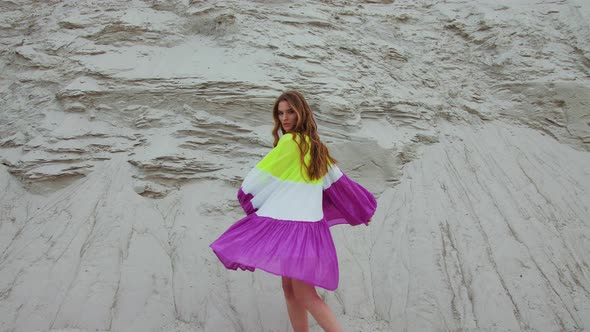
[{"x1": 209, "y1": 133, "x2": 377, "y2": 290}]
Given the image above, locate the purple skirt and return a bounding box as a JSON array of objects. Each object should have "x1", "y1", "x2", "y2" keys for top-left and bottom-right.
[{"x1": 210, "y1": 214, "x2": 339, "y2": 290}]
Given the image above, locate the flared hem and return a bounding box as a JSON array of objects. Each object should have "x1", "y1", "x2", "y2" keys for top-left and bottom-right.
[
  {"x1": 211, "y1": 247, "x2": 337, "y2": 291},
  {"x1": 209, "y1": 213, "x2": 339, "y2": 291}
]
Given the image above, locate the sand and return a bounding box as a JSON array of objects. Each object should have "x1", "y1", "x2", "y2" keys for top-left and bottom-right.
[{"x1": 1, "y1": 0, "x2": 589, "y2": 331}]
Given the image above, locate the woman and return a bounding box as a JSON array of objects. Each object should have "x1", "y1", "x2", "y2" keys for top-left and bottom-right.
[{"x1": 210, "y1": 90, "x2": 377, "y2": 332}]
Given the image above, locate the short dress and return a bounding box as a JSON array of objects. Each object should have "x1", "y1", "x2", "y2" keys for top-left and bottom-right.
[{"x1": 209, "y1": 133, "x2": 377, "y2": 290}]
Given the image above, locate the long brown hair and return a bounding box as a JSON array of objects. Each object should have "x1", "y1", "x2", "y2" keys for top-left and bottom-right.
[{"x1": 271, "y1": 90, "x2": 337, "y2": 180}]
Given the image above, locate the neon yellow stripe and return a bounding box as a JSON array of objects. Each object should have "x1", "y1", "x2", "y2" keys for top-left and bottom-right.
[{"x1": 256, "y1": 133, "x2": 321, "y2": 184}]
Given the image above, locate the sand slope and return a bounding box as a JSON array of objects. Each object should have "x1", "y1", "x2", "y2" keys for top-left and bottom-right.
[{"x1": 1, "y1": 0, "x2": 589, "y2": 331}]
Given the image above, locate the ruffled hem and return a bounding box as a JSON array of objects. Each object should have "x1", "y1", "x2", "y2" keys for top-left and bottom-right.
[{"x1": 209, "y1": 214, "x2": 339, "y2": 291}]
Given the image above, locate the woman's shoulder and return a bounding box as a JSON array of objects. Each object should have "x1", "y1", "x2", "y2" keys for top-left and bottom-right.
[
  {"x1": 277, "y1": 133, "x2": 300, "y2": 146},
  {"x1": 274, "y1": 133, "x2": 307, "y2": 160},
  {"x1": 279, "y1": 133, "x2": 294, "y2": 141},
  {"x1": 278, "y1": 132, "x2": 311, "y2": 144}
]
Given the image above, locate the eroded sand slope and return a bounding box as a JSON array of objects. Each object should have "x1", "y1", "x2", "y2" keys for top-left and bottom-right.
[{"x1": 1, "y1": 0, "x2": 589, "y2": 331}]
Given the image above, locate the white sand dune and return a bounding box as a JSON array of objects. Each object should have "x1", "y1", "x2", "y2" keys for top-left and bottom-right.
[{"x1": 1, "y1": 0, "x2": 589, "y2": 331}]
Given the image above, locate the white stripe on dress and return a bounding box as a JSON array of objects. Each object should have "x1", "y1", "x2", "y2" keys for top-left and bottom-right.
[
  {"x1": 322, "y1": 165, "x2": 343, "y2": 190},
  {"x1": 242, "y1": 167, "x2": 324, "y2": 222}
]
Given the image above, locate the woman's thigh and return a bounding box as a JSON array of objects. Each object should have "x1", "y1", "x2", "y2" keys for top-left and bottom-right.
[
  {"x1": 282, "y1": 277, "x2": 295, "y2": 297},
  {"x1": 291, "y1": 278, "x2": 319, "y2": 303}
]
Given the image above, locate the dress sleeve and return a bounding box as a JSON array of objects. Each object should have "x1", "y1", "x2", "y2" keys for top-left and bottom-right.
[
  {"x1": 322, "y1": 165, "x2": 377, "y2": 227},
  {"x1": 237, "y1": 188, "x2": 256, "y2": 215}
]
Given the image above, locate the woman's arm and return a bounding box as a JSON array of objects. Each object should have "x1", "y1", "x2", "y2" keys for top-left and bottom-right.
[{"x1": 322, "y1": 165, "x2": 377, "y2": 227}]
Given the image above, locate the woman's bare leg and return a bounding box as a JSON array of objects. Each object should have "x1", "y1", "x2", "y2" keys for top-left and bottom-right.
[
  {"x1": 291, "y1": 279, "x2": 343, "y2": 332},
  {"x1": 282, "y1": 277, "x2": 309, "y2": 332}
]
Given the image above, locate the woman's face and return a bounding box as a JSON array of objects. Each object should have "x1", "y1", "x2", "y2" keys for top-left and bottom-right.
[{"x1": 277, "y1": 100, "x2": 298, "y2": 133}]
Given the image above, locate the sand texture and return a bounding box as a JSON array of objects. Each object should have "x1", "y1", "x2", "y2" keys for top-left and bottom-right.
[{"x1": 1, "y1": 0, "x2": 590, "y2": 331}]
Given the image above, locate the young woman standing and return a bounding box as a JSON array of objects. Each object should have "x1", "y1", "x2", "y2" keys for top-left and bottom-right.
[{"x1": 210, "y1": 90, "x2": 377, "y2": 332}]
